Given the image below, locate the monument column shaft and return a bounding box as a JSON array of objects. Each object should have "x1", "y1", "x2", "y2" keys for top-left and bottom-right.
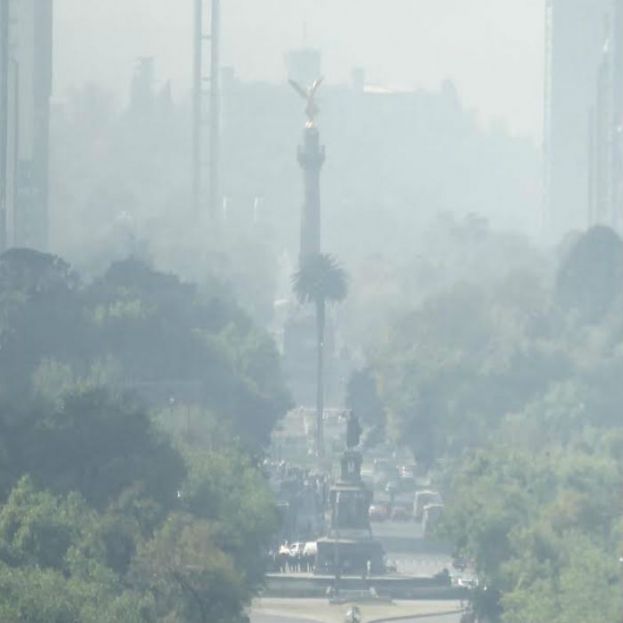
[
  {"x1": 298, "y1": 126, "x2": 325, "y2": 262},
  {"x1": 301, "y1": 167, "x2": 321, "y2": 257}
]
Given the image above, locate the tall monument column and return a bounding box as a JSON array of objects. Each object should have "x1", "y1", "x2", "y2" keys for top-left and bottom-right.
[
  {"x1": 290, "y1": 78, "x2": 325, "y2": 261},
  {"x1": 297, "y1": 124, "x2": 325, "y2": 260}
]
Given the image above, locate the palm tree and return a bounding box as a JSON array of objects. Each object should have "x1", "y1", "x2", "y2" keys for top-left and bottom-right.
[{"x1": 293, "y1": 253, "x2": 348, "y2": 458}]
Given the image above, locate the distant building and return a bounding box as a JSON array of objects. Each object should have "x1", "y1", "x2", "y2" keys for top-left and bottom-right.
[
  {"x1": 545, "y1": 0, "x2": 612, "y2": 238},
  {"x1": 0, "y1": 0, "x2": 53, "y2": 252},
  {"x1": 587, "y1": 0, "x2": 623, "y2": 232},
  {"x1": 0, "y1": 0, "x2": 8, "y2": 251},
  {"x1": 130, "y1": 57, "x2": 156, "y2": 115}
]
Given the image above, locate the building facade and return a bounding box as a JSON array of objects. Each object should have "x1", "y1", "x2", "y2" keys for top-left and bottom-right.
[
  {"x1": 0, "y1": 0, "x2": 53, "y2": 252},
  {"x1": 543, "y1": 0, "x2": 623, "y2": 238},
  {"x1": 545, "y1": 0, "x2": 612, "y2": 238},
  {"x1": 589, "y1": 0, "x2": 623, "y2": 232}
]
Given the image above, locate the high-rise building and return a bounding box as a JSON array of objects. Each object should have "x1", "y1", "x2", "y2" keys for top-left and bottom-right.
[
  {"x1": 545, "y1": 0, "x2": 611, "y2": 238},
  {"x1": 0, "y1": 0, "x2": 53, "y2": 252},
  {"x1": 584, "y1": 0, "x2": 623, "y2": 232},
  {"x1": 0, "y1": 0, "x2": 10, "y2": 251}
]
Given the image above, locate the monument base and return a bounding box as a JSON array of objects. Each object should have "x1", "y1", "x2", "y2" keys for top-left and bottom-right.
[{"x1": 316, "y1": 537, "x2": 385, "y2": 576}]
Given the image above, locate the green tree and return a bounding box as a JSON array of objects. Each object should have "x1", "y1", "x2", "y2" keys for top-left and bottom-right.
[
  {"x1": 556, "y1": 225, "x2": 623, "y2": 323},
  {"x1": 181, "y1": 447, "x2": 278, "y2": 593},
  {"x1": 0, "y1": 388, "x2": 185, "y2": 512},
  {"x1": 374, "y1": 276, "x2": 569, "y2": 466},
  {"x1": 0, "y1": 249, "x2": 87, "y2": 396},
  {"x1": 0, "y1": 564, "x2": 154, "y2": 623},
  {"x1": 0, "y1": 476, "x2": 90, "y2": 572},
  {"x1": 132, "y1": 513, "x2": 245, "y2": 623},
  {"x1": 87, "y1": 257, "x2": 290, "y2": 448},
  {"x1": 293, "y1": 253, "x2": 348, "y2": 457},
  {"x1": 440, "y1": 441, "x2": 623, "y2": 623},
  {"x1": 346, "y1": 367, "x2": 384, "y2": 428}
]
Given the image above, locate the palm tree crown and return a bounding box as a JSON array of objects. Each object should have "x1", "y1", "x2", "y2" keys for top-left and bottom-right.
[{"x1": 292, "y1": 253, "x2": 348, "y2": 305}]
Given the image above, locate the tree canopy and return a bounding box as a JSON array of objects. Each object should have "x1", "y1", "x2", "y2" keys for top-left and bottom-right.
[
  {"x1": 292, "y1": 253, "x2": 348, "y2": 306},
  {"x1": 359, "y1": 224, "x2": 623, "y2": 621},
  {"x1": 0, "y1": 250, "x2": 291, "y2": 449},
  {"x1": 0, "y1": 249, "x2": 287, "y2": 623}
]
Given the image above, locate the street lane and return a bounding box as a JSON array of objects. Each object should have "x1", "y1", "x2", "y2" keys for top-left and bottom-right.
[
  {"x1": 388, "y1": 615, "x2": 462, "y2": 623},
  {"x1": 251, "y1": 614, "x2": 322, "y2": 623},
  {"x1": 387, "y1": 551, "x2": 452, "y2": 576},
  {"x1": 252, "y1": 612, "x2": 463, "y2": 623}
]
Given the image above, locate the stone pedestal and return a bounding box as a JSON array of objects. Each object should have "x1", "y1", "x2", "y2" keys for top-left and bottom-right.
[
  {"x1": 316, "y1": 536, "x2": 385, "y2": 576},
  {"x1": 315, "y1": 420, "x2": 385, "y2": 576}
]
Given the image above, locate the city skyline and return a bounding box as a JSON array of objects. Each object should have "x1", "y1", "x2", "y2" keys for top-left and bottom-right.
[{"x1": 53, "y1": 0, "x2": 544, "y2": 140}]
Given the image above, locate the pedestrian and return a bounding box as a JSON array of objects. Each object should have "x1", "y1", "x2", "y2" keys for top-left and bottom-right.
[{"x1": 278, "y1": 543, "x2": 289, "y2": 573}]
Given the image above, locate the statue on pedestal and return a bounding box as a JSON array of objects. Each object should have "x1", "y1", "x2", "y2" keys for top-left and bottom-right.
[
  {"x1": 346, "y1": 412, "x2": 362, "y2": 449},
  {"x1": 289, "y1": 77, "x2": 323, "y2": 128},
  {"x1": 316, "y1": 411, "x2": 385, "y2": 576}
]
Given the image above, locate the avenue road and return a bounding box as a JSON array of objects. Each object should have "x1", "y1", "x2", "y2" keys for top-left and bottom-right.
[
  {"x1": 251, "y1": 613, "x2": 463, "y2": 623},
  {"x1": 251, "y1": 615, "x2": 321, "y2": 623}
]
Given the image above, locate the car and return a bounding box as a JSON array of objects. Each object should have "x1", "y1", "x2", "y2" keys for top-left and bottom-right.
[
  {"x1": 399, "y1": 464, "x2": 416, "y2": 479},
  {"x1": 288, "y1": 542, "x2": 305, "y2": 557},
  {"x1": 423, "y1": 503, "x2": 444, "y2": 536},
  {"x1": 369, "y1": 504, "x2": 389, "y2": 521},
  {"x1": 398, "y1": 475, "x2": 417, "y2": 492},
  {"x1": 302, "y1": 541, "x2": 317, "y2": 557},
  {"x1": 390, "y1": 506, "x2": 411, "y2": 521},
  {"x1": 373, "y1": 459, "x2": 393, "y2": 474},
  {"x1": 414, "y1": 490, "x2": 441, "y2": 521},
  {"x1": 457, "y1": 577, "x2": 479, "y2": 589},
  {"x1": 385, "y1": 481, "x2": 401, "y2": 497}
]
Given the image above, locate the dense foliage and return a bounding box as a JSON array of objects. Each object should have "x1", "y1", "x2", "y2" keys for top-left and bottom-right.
[
  {"x1": 0, "y1": 250, "x2": 290, "y2": 448},
  {"x1": 0, "y1": 249, "x2": 288, "y2": 622},
  {"x1": 365, "y1": 225, "x2": 623, "y2": 621}
]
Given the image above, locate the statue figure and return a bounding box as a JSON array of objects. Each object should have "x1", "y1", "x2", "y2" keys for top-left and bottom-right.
[
  {"x1": 289, "y1": 77, "x2": 324, "y2": 128},
  {"x1": 346, "y1": 412, "x2": 362, "y2": 449}
]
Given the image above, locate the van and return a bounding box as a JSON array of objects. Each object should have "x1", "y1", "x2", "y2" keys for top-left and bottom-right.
[
  {"x1": 423, "y1": 503, "x2": 444, "y2": 536},
  {"x1": 414, "y1": 490, "x2": 441, "y2": 521}
]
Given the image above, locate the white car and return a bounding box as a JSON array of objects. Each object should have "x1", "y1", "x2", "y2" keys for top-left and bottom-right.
[
  {"x1": 288, "y1": 542, "x2": 305, "y2": 557},
  {"x1": 303, "y1": 542, "x2": 317, "y2": 557},
  {"x1": 457, "y1": 577, "x2": 479, "y2": 589}
]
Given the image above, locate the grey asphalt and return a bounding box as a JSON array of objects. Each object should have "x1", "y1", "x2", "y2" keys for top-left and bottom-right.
[
  {"x1": 251, "y1": 613, "x2": 463, "y2": 623},
  {"x1": 250, "y1": 615, "x2": 322, "y2": 623},
  {"x1": 383, "y1": 614, "x2": 462, "y2": 623}
]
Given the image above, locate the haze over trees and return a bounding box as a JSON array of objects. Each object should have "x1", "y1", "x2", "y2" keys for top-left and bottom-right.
[
  {"x1": 7, "y1": 5, "x2": 623, "y2": 621},
  {"x1": 50, "y1": 71, "x2": 540, "y2": 307},
  {"x1": 354, "y1": 224, "x2": 623, "y2": 622},
  {"x1": 0, "y1": 248, "x2": 290, "y2": 623}
]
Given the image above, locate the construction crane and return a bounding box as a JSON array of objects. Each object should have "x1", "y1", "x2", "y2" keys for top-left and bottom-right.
[{"x1": 192, "y1": 0, "x2": 220, "y2": 223}]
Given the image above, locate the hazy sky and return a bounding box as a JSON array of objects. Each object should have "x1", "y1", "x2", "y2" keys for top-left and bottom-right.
[{"x1": 54, "y1": 0, "x2": 544, "y2": 140}]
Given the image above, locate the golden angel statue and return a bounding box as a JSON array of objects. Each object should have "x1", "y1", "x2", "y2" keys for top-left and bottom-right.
[{"x1": 289, "y1": 77, "x2": 324, "y2": 128}]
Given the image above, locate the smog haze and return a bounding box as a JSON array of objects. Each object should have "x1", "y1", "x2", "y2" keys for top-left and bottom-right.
[{"x1": 55, "y1": 0, "x2": 544, "y2": 137}]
